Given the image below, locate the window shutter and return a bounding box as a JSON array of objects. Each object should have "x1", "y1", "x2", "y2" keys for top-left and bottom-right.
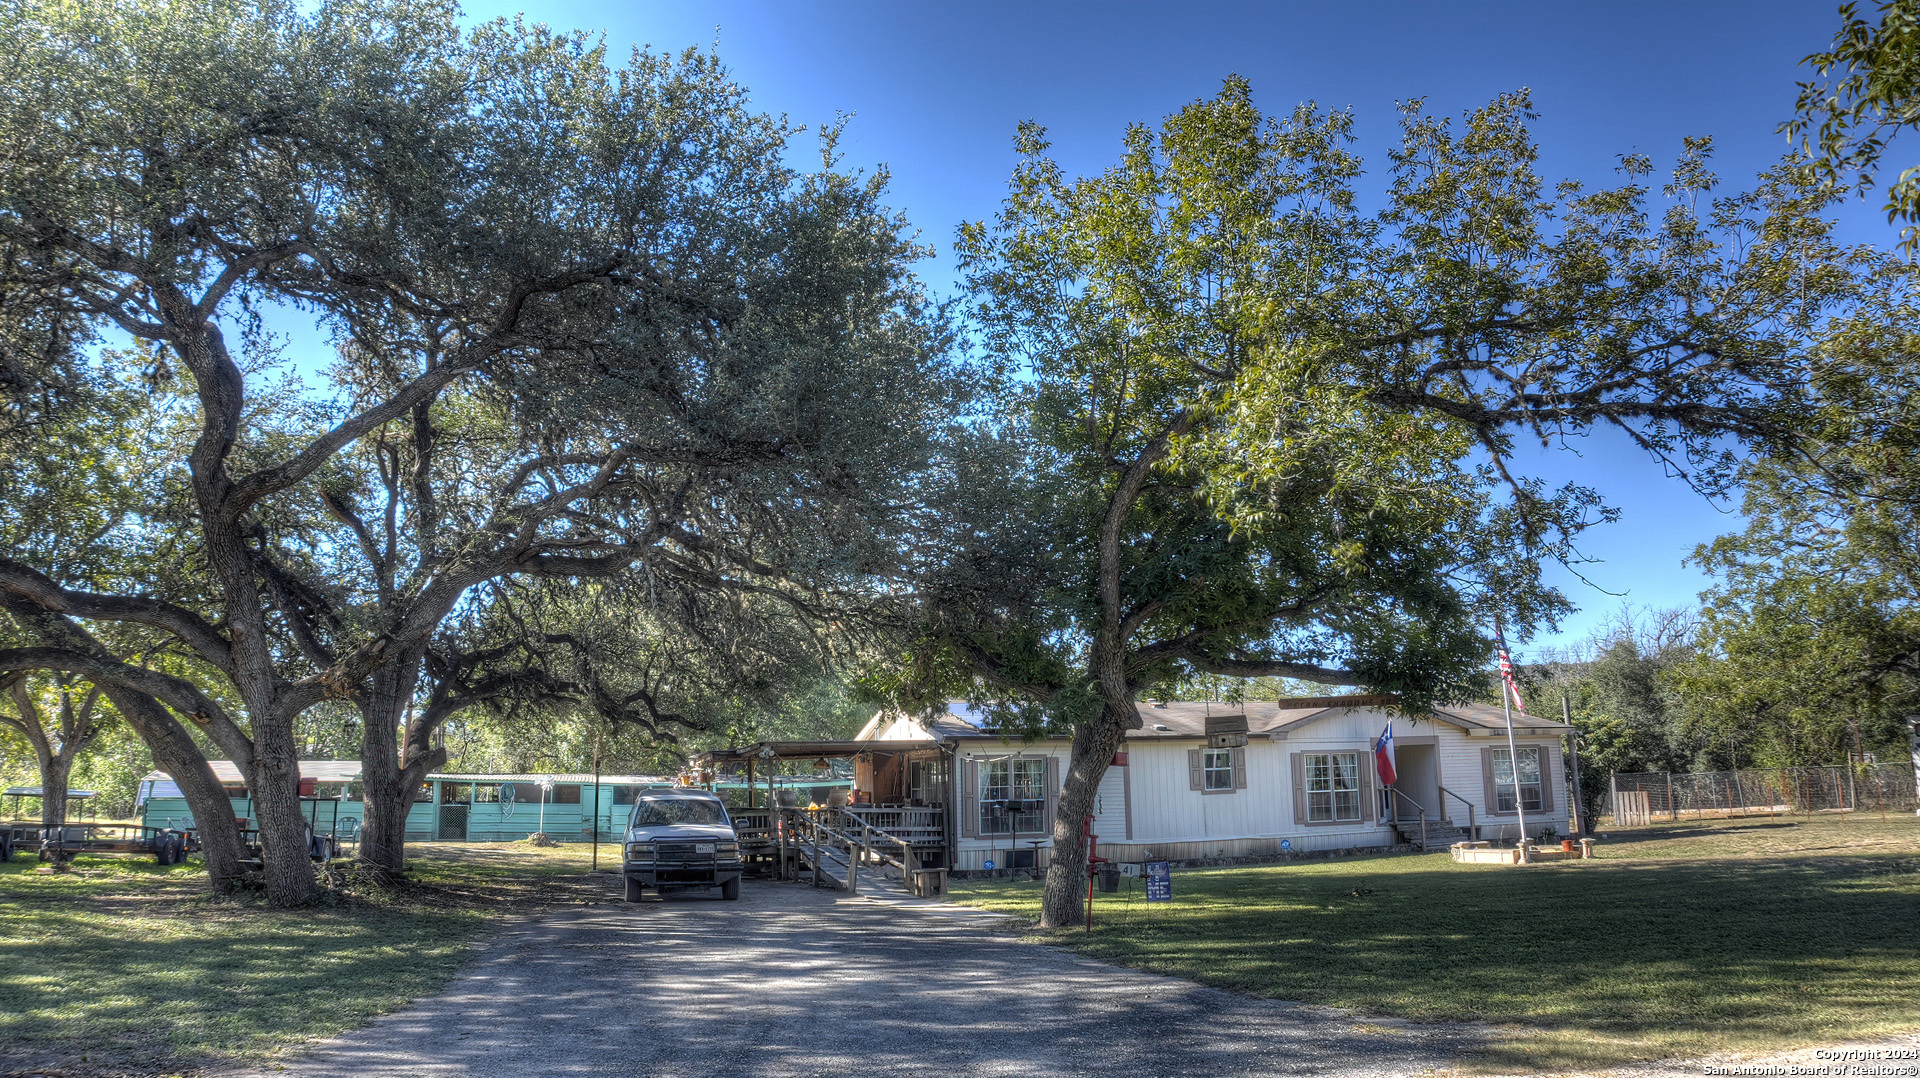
[
  {"x1": 1044, "y1": 754, "x2": 1061, "y2": 836},
  {"x1": 1538, "y1": 745, "x2": 1555, "y2": 814},
  {"x1": 1360, "y1": 752, "x2": 1376, "y2": 824},
  {"x1": 1290, "y1": 753, "x2": 1305, "y2": 825},
  {"x1": 1188, "y1": 749, "x2": 1203, "y2": 791},
  {"x1": 961, "y1": 758, "x2": 979, "y2": 838},
  {"x1": 1481, "y1": 746, "x2": 1498, "y2": 816},
  {"x1": 1231, "y1": 747, "x2": 1246, "y2": 790}
]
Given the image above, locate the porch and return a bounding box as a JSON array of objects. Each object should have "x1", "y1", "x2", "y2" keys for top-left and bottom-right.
[{"x1": 693, "y1": 740, "x2": 952, "y2": 870}]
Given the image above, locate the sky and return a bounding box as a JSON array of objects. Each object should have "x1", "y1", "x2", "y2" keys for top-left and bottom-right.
[{"x1": 437, "y1": 0, "x2": 1887, "y2": 657}]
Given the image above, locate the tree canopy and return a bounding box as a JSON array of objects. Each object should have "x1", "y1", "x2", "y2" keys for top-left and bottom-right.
[
  {"x1": 0, "y1": 0, "x2": 967, "y2": 902},
  {"x1": 916, "y1": 78, "x2": 1889, "y2": 926}
]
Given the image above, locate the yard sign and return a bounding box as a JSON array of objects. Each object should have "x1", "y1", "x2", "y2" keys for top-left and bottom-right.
[{"x1": 1145, "y1": 860, "x2": 1172, "y2": 901}]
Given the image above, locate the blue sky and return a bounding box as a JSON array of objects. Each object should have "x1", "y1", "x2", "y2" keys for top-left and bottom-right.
[{"x1": 442, "y1": 0, "x2": 1885, "y2": 656}]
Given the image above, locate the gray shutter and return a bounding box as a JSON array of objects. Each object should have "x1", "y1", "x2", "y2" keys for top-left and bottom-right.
[
  {"x1": 1538, "y1": 745, "x2": 1555, "y2": 814},
  {"x1": 1044, "y1": 754, "x2": 1061, "y2": 836},
  {"x1": 1231, "y1": 747, "x2": 1246, "y2": 790},
  {"x1": 961, "y1": 758, "x2": 979, "y2": 838},
  {"x1": 1188, "y1": 748, "x2": 1203, "y2": 791},
  {"x1": 1360, "y1": 751, "x2": 1376, "y2": 823},
  {"x1": 1290, "y1": 753, "x2": 1305, "y2": 825},
  {"x1": 1481, "y1": 746, "x2": 1498, "y2": 816}
]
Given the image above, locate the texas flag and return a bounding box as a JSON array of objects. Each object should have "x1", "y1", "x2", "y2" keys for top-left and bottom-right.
[{"x1": 1374, "y1": 721, "x2": 1397, "y2": 786}]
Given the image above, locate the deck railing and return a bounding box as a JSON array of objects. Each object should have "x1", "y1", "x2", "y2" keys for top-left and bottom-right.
[{"x1": 841, "y1": 804, "x2": 944, "y2": 846}]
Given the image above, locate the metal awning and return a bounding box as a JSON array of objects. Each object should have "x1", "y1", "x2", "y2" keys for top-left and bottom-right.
[
  {"x1": 695, "y1": 740, "x2": 942, "y2": 763},
  {"x1": 3, "y1": 787, "x2": 96, "y2": 799}
]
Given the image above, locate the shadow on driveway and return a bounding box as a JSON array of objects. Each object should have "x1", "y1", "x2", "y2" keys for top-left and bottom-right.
[{"x1": 241, "y1": 877, "x2": 1487, "y2": 1078}]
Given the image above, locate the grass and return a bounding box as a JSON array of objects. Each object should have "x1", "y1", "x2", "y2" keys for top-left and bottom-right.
[
  {"x1": 0, "y1": 840, "x2": 603, "y2": 1076},
  {"x1": 951, "y1": 814, "x2": 1920, "y2": 1072}
]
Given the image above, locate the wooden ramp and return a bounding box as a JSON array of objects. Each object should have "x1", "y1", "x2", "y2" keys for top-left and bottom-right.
[{"x1": 786, "y1": 829, "x2": 916, "y2": 898}]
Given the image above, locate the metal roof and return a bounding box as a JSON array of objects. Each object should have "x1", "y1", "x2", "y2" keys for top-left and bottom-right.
[
  {"x1": 864, "y1": 696, "x2": 1574, "y2": 743},
  {"x1": 140, "y1": 761, "x2": 675, "y2": 785},
  {"x1": 695, "y1": 740, "x2": 942, "y2": 762}
]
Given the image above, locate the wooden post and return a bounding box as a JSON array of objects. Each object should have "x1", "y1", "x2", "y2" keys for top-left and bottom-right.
[
  {"x1": 1909, "y1": 717, "x2": 1920, "y2": 818},
  {"x1": 590, "y1": 729, "x2": 602, "y2": 872},
  {"x1": 846, "y1": 825, "x2": 859, "y2": 894},
  {"x1": 1563, "y1": 694, "x2": 1589, "y2": 839},
  {"x1": 812, "y1": 818, "x2": 823, "y2": 889},
  {"x1": 1666, "y1": 772, "x2": 1678, "y2": 821},
  {"x1": 746, "y1": 758, "x2": 755, "y2": 811},
  {"x1": 777, "y1": 807, "x2": 789, "y2": 881},
  {"x1": 1609, "y1": 772, "x2": 1619, "y2": 829}
]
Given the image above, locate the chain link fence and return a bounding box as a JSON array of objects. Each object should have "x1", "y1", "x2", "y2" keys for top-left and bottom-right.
[{"x1": 1600, "y1": 764, "x2": 1917, "y2": 826}]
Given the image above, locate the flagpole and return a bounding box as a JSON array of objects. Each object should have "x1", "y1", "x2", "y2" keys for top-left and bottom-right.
[
  {"x1": 1502, "y1": 677, "x2": 1529, "y2": 861},
  {"x1": 1495, "y1": 621, "x2": 1529, "y2": 862}
]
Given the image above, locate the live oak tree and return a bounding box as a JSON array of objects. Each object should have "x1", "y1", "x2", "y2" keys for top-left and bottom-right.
[
  {"x1": 0, "y1": 0, "x2": 961, "y2": 903},
  {"x1": 1787, "y1": 0, "x2": 1920, "y2": 252},
  {"x1": 1671, "y1": 278, "x2": 1920, "y2": 766},
  {"x1": 0, "y1": 674, "x2": 107, "y2": 832},
  {"x1": 0, "y1": 328, "x2": 253, "y2": 885},
  {"x1": 940, "y1": 80, "x2": 1886, "y2": 928}
]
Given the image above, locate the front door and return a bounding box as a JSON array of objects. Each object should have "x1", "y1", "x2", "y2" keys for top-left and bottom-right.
[{"x1": 438, "y1": 804, "x2": 468, "y2": 841}]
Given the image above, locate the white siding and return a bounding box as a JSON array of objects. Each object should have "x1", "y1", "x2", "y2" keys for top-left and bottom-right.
[
  {"x1": 1436, "y1": 729, "x2": 1564, "y2": 841},
  {"x1": 1090, "y1": 762, "x2": 1129, "y2": 843}
]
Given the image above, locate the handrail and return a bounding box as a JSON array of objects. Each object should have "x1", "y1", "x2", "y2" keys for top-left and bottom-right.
[
  {"x1": 1438, "y1": 786, "x2": 1476, "y2": 838},
  {"x1": 1385, "y1": 788, "x2": 1429, "y2": 850}
]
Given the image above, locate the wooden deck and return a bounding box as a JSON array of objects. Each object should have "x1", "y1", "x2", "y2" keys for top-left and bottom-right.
[{"x1": 729, "y1": 806, "x2": 948, "y2": 896}]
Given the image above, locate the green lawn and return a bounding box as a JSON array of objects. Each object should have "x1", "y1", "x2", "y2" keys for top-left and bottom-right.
[
  {"x1": 0, "y1": 841, "x2": 601, "y2": 1076},
  {"x1": 951, "y1": 815, "x2": 1920, "y2": 1071}
]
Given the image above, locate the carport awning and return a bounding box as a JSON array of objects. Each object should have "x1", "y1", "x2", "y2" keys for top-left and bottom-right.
[{"x1": 695, "y1": 740, "x2": 941, "y2": 763}]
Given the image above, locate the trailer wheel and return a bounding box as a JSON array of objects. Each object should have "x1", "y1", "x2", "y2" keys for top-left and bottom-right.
[
  {"x1": 720, "y1": 877, "x2": 741, "y2": 901},
  {"x1": 0, "y1": 835, "x2": 11, "y2": 862},
  {"x1": 624, "y1": 876, "x2": 643, "y2": 903}
]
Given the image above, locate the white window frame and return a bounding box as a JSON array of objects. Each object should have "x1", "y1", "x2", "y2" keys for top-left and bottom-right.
[
  {"x1": 1305, "y1": 752, "x2": 1363, "y2": 823},
  {"x1": 979, "y1": 757, "x2": 1046, "y2": 835},
  {"x1": 1202, "y1": 749, "x2": 1234, "y2": 791},
  {"x1": 1492, "y1": 747, "x2": 1543, "y2": 813}
]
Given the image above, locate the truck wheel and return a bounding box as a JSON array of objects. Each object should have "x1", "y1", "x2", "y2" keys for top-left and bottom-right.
[
  {"x1": 624, "y1": 876, "x2": 644, "y2": 903},
  {"x1": 720, "y1": 877, "x2": 740, "y2": 901}
]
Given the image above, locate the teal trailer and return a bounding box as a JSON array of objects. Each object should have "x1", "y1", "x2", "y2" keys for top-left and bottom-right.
[{"x1": 139, "y1": 761, "x2": 689, "y2": 845}]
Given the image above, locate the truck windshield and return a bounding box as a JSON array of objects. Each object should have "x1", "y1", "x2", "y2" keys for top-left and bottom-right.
[{"x1": 629, "y1": 799, "x2": 728, "y2": 827}]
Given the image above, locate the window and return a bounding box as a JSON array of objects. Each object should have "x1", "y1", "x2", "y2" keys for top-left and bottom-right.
[
  {"x1": 551, "y1": 784, "x2": 581, "y2": 805},
  {"x1": 1492, "y1": 748, "x2": 1543, "y2": 813},
  {"x1": 979, "y1": 757, "x2": 1046, "y2": 836},
  {"x1": 1305, "y1": 753, "x2": 1362, "y2": 823},
  {"x1": 414, "y1": 782, "x2": 434, "y2": 803},
  {"x1": 1202, "y1": 750, "x2": 1234, "y2": 791},
  {"x1": 908, "y1": 760, "x2": 945, "y2": 805},
  {"x1": 629, "y1": 797, "x2": 729, "y2": 828},
  {"x1": 472, "y1": 784, "x2": 502, "y2": 804}
]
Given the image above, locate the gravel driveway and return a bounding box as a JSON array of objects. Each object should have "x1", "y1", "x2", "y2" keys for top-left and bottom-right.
[{"x1": 248, "y1": 875, "x2": 1491, "y2": 1078}]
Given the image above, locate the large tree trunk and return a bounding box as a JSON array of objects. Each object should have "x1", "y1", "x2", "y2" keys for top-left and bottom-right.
[
  {"x1": 355, "y1": 655, "x2": 443, "y2": 875},
  {"x1": 39, "y1": 749, "x2": 70, "y2": 834},
  {"x1": 99, "y1": 686, "x2": 248, "y2": 892},
  {"x1": 1039, "y1": 714, "x2": 1128, "y2": 928},
  {"x1": 250, "y1": 714, "x2": 317, "y2": 905}
]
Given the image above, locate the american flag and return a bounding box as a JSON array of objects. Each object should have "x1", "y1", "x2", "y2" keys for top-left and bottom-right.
[{"x1": 1494, "y1": 624, "x2": 1529, "y2": 717}]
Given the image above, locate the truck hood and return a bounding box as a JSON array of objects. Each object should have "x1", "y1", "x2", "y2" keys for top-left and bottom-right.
[{"x1": 626, "y1": 823, "x2": 735, "y2": 843}]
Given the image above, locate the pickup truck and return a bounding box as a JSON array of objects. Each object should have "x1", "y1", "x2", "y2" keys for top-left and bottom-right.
[{"x1": 622, "y1": 788, "x2": 743, "y2": 902}]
